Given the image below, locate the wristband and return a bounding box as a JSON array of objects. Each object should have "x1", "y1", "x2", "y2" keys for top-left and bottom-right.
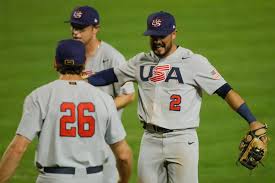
[{"x1": 236, "y1": 103, "x2": 256, "y2": 124}]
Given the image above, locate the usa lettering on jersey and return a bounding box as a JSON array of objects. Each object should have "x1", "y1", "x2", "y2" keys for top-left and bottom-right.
[
  {"x1": 149, "y1": 64, "x2": 171, "y2": 83},
  {"x1": 140, "y1": 65, "x2": 184, "y2": 83}
]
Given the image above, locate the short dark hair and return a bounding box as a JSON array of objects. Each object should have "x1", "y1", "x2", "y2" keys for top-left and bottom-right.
[{"x1": 55, "y1": 64, "x2": 85, "y2": 75}]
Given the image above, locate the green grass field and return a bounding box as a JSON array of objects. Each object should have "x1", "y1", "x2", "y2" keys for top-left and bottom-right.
[{"x1": 0, "y1": 0, "x2": 274, "y2": 182}]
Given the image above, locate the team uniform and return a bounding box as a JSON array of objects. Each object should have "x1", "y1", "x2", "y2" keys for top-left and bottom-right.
[
  {"x1": 113, "y1": 46, "x2": 227, "y2": 183},
  {"x1": 84, "y1": 41, "x2": 134, "y2": 182},
  {"x1": 85, "y1": 41, "x2": 135, "y2": 118},
  {"x1": 16, "y1": 80, "x2": 126, "y2": 183}
]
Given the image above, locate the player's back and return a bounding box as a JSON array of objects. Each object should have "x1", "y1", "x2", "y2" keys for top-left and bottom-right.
[{"x1": 26, "y1": 80, "x2": 124, "y2": 168}]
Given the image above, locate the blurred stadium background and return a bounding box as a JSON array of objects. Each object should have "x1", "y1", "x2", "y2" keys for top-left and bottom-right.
[{"x1": 0, "y1": 0, "x2": 274, "y2": 182}]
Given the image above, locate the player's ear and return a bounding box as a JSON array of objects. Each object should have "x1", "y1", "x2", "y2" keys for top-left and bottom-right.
[
  {"x1": 92, "y1": 25, "x2": 100, "y2": 34},
  {"x1": 172, "y1": 31, "x2": 176, "y2": 40},
  {"x1": 54, "y1": 59, "x2": 58, "y2": 69}
]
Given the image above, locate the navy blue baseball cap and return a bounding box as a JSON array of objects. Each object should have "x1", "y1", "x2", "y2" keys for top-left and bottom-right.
[
  {"x1": 143, "y1": 11, "x2": 176, "y2": 36},
  {"x1": 55, "y1": 39, "x2": 86, "y2": 66},
  {"x1": 65, "y1": 6, "x2": 100, "y2": 28}
]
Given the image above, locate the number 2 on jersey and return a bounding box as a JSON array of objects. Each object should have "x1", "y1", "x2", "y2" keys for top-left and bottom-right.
[
  {"x1": 60, "y1": 102, "x2": 95, "y2": 137},
  {"x1": 169, "y1": 94, "x2": 181, "y2": 111}
]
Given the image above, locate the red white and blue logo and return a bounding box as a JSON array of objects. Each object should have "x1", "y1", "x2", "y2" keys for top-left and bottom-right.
[
  {"x1": 211, "y1": 69, "x2": 221, "y2": 80},
  {"x1": 140, "y1": 65, "x2": 184, "y2": 84},
  {"x1": 149, "y1": 64, "x2": 171, "y2": 83}
]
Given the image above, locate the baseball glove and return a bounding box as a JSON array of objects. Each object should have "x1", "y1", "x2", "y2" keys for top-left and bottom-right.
[{"x1": 238, "y1": 124, "x2": 268, "y2": 170}]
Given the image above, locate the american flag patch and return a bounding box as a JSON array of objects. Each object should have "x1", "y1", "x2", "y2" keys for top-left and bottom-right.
[{"x1": 211, "y1": 69, "x2": 221, "y2": 80}]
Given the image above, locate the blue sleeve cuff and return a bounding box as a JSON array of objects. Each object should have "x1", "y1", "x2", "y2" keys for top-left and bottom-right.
[
  {"x1": 88, "y1": 68, "x2": 118, "y2": 86},
  {"x1": 215, "y1": 83, "x2": 232, "y2": 99}
]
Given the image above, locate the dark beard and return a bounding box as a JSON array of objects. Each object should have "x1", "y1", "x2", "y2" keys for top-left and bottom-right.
[{"x1": 152, "y1": 42, "x2": 173, "y2": 58}]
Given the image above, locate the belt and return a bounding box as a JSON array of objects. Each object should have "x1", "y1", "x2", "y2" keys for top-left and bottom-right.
[
  {"x1": 143, "y1": 122, "x2": 174, "y2": 133},
  {"x1": 43, "y1": 165, "x2": 103, "y2": 174}
]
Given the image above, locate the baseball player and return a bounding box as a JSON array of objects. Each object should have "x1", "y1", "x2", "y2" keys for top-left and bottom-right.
[
  {"x1": 87, "y1": 11, "x2": 268, "y2": 183},
  {"x1": 65, "y1": 6, "x2": 135, "y2": 183},
  {"x1": 0, "y1": 39, "x2": 132, "y2": 183}
]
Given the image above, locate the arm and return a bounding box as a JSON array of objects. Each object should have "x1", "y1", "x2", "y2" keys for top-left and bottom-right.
[
  {"x1": 109, "y1": 140, "x2": 133, "y2": 183},
  {"x1": 87, "y1": 54, "x2": 138, "y2": 87},
  {"x1": 114, "y1": 92, "x2": 135, "y2": 110},
  {"x1": 87, "y1": 70, "x2": 135, "y2": 109},
  {"x1": 224, "y1": 90, "x2": 266, "y2": 131},
  {"x1": 0, "y1": 135, "x2": 31, "y2": 183},
  {"x1": 88, "y1": 68, "x2": 118, "y2": 86},
  {"x1": 215, "y1": 84, "x2": 266, "y2": 133}
]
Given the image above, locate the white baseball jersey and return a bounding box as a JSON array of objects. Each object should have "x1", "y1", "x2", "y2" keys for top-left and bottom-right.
[
  {"x1": 114, "y1": 46, "x2": 227, "y2": 129},
  {"x1": 84, "y1": 41, "x2": 135, "y2": 118},
  {"x1": 16, "y1": 80, "x2": 126, "y2": 168}
]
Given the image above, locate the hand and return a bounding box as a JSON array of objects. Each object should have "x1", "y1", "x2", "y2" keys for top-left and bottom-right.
[
  {"x1": 238, "y1": 121, "x2": 268, "y2": 170},
  {"x1": 249, "y1": 121, "x2": 268, "y2": 143},
  {"x1": 80, "y1": 71, "x2": 89, "y2": 80},
  {"x1": 249, "y1": 121, "x2": 265, "y2": 130}
]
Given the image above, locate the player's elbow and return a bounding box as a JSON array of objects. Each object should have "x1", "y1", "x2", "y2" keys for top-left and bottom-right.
[
  {"x1": 117, "y1": 143, "x2": 132, "y2": 163},
  {"x1": 111, "y1": 140, "x2": 133, "y2": 165},
  {"x1": 8, "y1": 135, "x2": 30, "y2": 155},
  {"x1": 122, "y1": 93, "x2": 136, "y2": 104},
  {"x1": 127, "y1": 93, "x2": 135, "y2": 104},
  {"x1": 110, "y1": 140, "x2": 132, "y2": 182},
  {"x1": 8, "y1": 144, "x2": 26, "y2": 156},
  {"x1": 115, "y1": 93, "x2": 135, "y2": 110}
]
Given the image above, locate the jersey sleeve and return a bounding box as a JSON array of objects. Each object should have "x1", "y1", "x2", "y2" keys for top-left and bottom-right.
[
  {"x1": 114, "y1": 55, "x2": 139, "y2": 86},
  {"x1": 104, "y1": 96, "x2": 126, "y2": 144},
  {"x1": 192, "y1": 54, "x2": 227, "y2": 95},
  {"x1": 16, "y1": 93, "x2": 43, "y2": 141},
  {"x1": 110, "y1": 52, "x2": 135, "y2": 95}
]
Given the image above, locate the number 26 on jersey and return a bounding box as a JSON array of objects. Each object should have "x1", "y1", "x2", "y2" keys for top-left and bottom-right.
[{"x1": 59, "y1": 102, "x2": 95, "y2": 138}]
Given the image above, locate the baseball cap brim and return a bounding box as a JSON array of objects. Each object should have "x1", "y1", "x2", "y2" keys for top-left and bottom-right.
[{"x1": 143, "y1": 29, "x2": 173, "y2": 36}]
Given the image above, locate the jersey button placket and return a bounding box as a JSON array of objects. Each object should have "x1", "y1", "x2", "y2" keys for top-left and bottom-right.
[
  {"x1": 151, "y1": 77, "x2": 158, "y2": 123},
  {"x1": 151, "y1": 61, "x2": 164, "y2": 123}
]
